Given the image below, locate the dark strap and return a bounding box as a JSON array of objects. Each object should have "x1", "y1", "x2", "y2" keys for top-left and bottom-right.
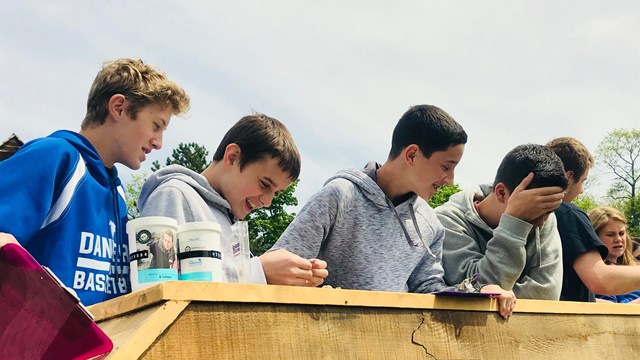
[
  {"x1": 177, "y1": 250, "x2": 222, "y2": 261},
  {"x1": 129, "y1": 250, "x2": 148, "y2": 261}
]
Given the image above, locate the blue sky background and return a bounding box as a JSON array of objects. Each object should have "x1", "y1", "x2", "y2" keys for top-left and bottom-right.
[{"x1": 2, "y1": 1, "x2": 639, "y2": 209}]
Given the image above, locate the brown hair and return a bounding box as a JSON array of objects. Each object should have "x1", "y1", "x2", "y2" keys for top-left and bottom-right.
[
  {"x1": 82, "y1": 58, "x2": 190, "y2": 129},
  {"x1": 546, "y1": 137, "x2": 595, "y2": 181},
  {"x1": 212, "y1": 113, "x2": 301, "y2": 180}
]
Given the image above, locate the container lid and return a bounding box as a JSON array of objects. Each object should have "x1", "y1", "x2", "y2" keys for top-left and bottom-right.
[
  {"x1": 177, "y1": 221, "x2": 222, "y2": 233},
  {"x1": 126, "y1": 216, "x2": 178, "y2": 232}
]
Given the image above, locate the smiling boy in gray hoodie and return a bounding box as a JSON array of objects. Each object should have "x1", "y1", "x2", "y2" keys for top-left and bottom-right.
[
  {"x1": 138, "y1": 114, "x2": 328, "y2": 287},
  {"x1": 271, "y1": 105, "x2": 516, "y2": 319}
]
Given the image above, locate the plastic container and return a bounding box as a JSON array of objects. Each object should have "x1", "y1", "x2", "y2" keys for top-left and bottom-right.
[
  {"x1": 228, "y1": 220, "x2": 251, "y2": 283},
  {"x1": 126, "y1": 216, "x2": 178, "y2": 292},
  {"x1": 177, "y1": 222, "x2": 224, "y2": 282}
]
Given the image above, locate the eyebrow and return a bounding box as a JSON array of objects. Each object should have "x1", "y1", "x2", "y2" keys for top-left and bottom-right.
[{"x1": 263, "y1": 176, "x2": 278, "y2": 189}]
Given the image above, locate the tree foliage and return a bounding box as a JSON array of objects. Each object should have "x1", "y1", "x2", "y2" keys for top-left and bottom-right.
[
  {"x1": 573, "y1": 193, "x2": 600, "y2": 214},
  {"x1": 124, "y1": 171, "x2": 149, "y2": 219},
  {"x1": 245, "y1": 180, "x2": 299, "y2": 255},
  {"x1": 428, "y1": 184, "x2": 462, "y2": 209},
  {"x1": 151, "y1": 142, "x2": 210, "y2": 173},
  {"x1": 596, "y1": 128, "x2": 640, "y2": 230}
]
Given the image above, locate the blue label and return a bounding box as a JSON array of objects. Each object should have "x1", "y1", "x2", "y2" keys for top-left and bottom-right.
[
  {"x1": 139, "y1": 268, "x2": 178, "y2": 283},
  {"x1": 179, "y1": 272, "x2": 214, "y2": 281}
]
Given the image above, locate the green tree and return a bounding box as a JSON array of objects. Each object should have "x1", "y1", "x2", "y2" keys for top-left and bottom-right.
[
  {"x1": 596, "y1": 128, "x2": 640, "y2": 230},
  {"x1": 245, "y1": 179, "x2": 299, "y2": 255},
  {"x1": 428, "y1": 184, "x2": 462, "y2": 208},
  {"x1": 573, "y1": 193, "x2": 600, "y2": 214},
  {"x1": 124, "y1": 171, "x2": 149, "y2": 219},
  {"x1": 151, "y1": 142, "x2": 210, "y2": 173}
]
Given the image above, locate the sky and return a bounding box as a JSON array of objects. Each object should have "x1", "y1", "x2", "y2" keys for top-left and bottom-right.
[{"x1": 2, "y1": 1, "x2": 639, "y2": 210}]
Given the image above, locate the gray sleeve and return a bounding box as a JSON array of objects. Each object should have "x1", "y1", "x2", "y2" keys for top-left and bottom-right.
[
  {"x1": 438, "y1": 209, "x2": 532, "y2": 291},
  {"x1": 139, "y1": 184, "x2": 195, "y2": 224},
  {"x1": 408, "y1": 225, "x2": 447, "y2": 293},
  {"x1": 512, "y1": 214, "x2": 563, "y2": 300},
  {"x1": 269, "y1": 183, "x2": 344, "y2": 259}
]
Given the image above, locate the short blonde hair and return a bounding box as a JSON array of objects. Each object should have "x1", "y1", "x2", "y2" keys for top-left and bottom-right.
[
  {"x1": 588, "y1": 206, "x2": 635, "y2": 266},
  {"x1": 82, "y1": 58, "x2": 190, "y2": 129}
]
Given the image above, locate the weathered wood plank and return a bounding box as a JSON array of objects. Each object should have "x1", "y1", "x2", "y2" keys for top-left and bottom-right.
[
  {"x1": 98, "y1": 300, "x2": 189, "y2": 360},
  {"x1": 89, "y1": 283, "x2": 640, "y2": 359}
]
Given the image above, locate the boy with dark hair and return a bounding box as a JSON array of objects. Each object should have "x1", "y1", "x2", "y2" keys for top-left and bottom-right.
[
  {"x1": 139, "y1": 114, "x2": 328, "y2": 286},
  {"x1": 0, "y1": 58, "x2": 190, "y2": 305},
  {"x1": 437, "y1": 144, "x2": 567, "y2": 299},
  {"x1": 547, "y1": 137, "x2": 640, "y2": 301},
  {"x1": 271, "y1": 105, "x2": 516, "y2": 319}
]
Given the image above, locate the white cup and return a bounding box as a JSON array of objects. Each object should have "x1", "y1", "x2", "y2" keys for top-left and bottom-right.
[
  {"x1": 126, "y1": 216, "x2": 178, "y2": 292},
  {"x1": 177, "y1": 222, "x2": 224, "y2": 282}
]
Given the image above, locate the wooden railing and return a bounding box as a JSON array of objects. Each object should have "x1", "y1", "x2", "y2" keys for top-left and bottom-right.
[{"x1": 89, "y1": 282, "x2": 640, "y2": 359}]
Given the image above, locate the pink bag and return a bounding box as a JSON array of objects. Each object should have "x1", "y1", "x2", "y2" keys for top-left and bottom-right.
[{"x1": 0, "y1": 244, "x2": 113, "y2": 360}]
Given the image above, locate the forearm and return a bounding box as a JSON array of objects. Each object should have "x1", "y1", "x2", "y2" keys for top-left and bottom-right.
[
  {"x1": 444, "y1": 218, "x2": 529, "y2": 290},
  {"x1": 512, "y1": 274, "x2": 561, "y2": 300},
  {"x1": 513, "y1": 222, "x2": 563, "y2": 300},
  {"x1": 595, "y1": 265, "x2": 640, "y2": 295}
]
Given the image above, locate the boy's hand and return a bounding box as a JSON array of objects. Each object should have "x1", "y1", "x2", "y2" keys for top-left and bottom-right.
[
  {"x1": 504, "y1": 173, "x2": 565, "y2": 223},
  {"x1": 309, "y1": 259, "x2": 329, "y2": 287},
  {"x1": 0, "y1": 232, "x2": 19, "y2": 249},
  {"x1": 481, "y1": 284, "x2": 516, "y2": 320},
  {"x1": 260, "y1": 249, "x2": 328, "y2": 287}
]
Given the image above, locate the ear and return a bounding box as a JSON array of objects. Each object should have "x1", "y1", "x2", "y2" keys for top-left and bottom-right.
[
  {"x1": 223, "y1": 143, "x2": 241, "y2": 167},
  {"x1": 565, "y1": 170, "x2": 574, "y2": 182},
  {"x1": 403, "y1": 144, "x2": 419, "y2": 165},
  {"x1": 107, "y1": 94, "x2": 127, "y2": 121},
  {"x1": 494, "y1": 182, "x2": 509, "y2": 204}
]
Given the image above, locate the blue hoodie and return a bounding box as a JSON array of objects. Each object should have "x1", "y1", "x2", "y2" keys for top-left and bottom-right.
[{"x1": 0, "y1": 130, "x2": 130, "y2": 305}]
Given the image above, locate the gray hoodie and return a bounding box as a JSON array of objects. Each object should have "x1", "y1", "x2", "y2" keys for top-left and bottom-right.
[
  {"x1": 138, "y1": 164, "x2": 265, "y2": 283},
  {"x1": 271, "y1": 162, "x2": 446, "y2": 293},
  {"x1": 435, "y1": 185, "x2": 563, "y2": 299}
]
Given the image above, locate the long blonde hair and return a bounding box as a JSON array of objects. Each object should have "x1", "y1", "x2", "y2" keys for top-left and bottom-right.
[{"x1": 588, "y1": 207, "x2": 636, "y2": 265}]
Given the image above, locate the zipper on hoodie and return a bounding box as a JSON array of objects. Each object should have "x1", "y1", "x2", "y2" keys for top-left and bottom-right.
[{"x1": 109, "y1": 175, "x2": 125, "y2": 302}]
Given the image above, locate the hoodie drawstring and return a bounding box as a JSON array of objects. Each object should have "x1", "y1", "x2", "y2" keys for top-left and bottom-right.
[{"x1": 384, "y1": 197, "x2": 437, "y2": 259}]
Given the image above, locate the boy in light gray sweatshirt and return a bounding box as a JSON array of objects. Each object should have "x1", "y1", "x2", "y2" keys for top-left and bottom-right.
[
  {"x1": 436, "y1": 144, "x2": 568, "y2": 300},
  {"x1": 139, "y1": 114, "x2": 328, "y2": 286},
  {"x1": 271, "y1": 105, "x2": 516, "y2": 319}
]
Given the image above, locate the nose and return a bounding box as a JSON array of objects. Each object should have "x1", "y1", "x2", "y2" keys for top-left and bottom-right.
[
  {"x1": 260, "y1": 193, "x2": 274, "y2": 208},
  {"x1": 152, "y1": 133, "x2": 163, "y2": 150},
  {"x1": 151, "y1": 137, "x2": 162, "y2": 150},
  {"x1": 443, "y1": 172, "x2": 454, "y2": 185}
]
